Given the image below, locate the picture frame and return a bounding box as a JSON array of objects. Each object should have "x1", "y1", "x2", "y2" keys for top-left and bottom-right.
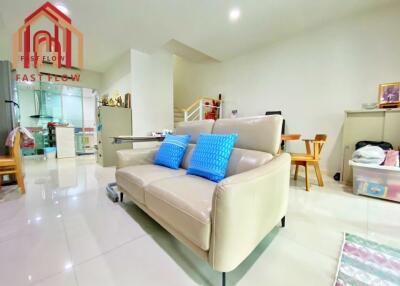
[{"x1": 378, "y1": 82, "x2": 400, "y2": 108}]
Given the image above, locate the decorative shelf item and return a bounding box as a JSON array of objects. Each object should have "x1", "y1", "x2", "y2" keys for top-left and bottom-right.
[{"x1": 378, "y1": 82, "x2": 400, "y2": 109}]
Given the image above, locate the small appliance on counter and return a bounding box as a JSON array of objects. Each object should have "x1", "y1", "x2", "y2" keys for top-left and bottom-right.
[{"x1": 151, "y1": 129, "x2": 172, "y2": 137}]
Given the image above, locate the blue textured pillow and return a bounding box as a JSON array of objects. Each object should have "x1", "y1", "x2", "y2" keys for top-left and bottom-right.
[
  {"x1": 187, "y1": 133, "x2": 238, "y2": 182},
  {"x1": 154, "y1": 134, "x2": 191, "y2": 169}
]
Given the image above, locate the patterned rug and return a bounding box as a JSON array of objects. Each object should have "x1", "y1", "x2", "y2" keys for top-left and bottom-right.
[{"x1": 335, "y1": 233, "x2": 400, "y2": 286}]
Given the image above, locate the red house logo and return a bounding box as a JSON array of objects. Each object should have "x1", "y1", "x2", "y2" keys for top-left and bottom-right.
[{"x1": 12, "y1": 2, "x2": 83, "y2": 70}]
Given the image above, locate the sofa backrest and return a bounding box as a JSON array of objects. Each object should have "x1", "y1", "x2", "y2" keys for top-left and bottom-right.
[
  {"x1": 212, "y1": 115, "x2": 283, "y2": 155},
  {"x1": 225, "y1": 148, "x2": 273, "y2": 176},
  {"x1": 181, "y1": 144, "x2": 195, "y2": 169},
  {"x1": 179, "y1": 115, "x2": 282, "y2": 177},
  {"x1": 175, "y1": 119, "x2": 215, "y2": 143},
  {"x1": 181, "y1": 144, "x2": 273, "y2": 176}
]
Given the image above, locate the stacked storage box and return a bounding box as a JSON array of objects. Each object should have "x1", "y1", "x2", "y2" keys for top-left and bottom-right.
[{"x1": 350, "y1": 160, "x2": 400, "y2": 202}]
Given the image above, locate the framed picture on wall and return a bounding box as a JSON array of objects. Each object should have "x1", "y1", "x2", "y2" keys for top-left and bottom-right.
[{"x1": 379, "y1": 82, "x2": 400, "y2": 108}]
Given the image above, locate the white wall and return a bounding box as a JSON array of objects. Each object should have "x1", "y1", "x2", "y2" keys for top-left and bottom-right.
[
  {"x1": 101, "y1": 73, "x2": 131, "y2": 99},
  {"x1": 100, "y1": 51, "x2": 131, "y2": 96},
  {"x1": 100, "y1": 49, "x2": 174, "y2": 141},
  {"x1": 174, "y1": 4, "x2": 400, "y2": 175},
  {"x1": 131, "y1": 49, "x2": 174, "y2": 136}
]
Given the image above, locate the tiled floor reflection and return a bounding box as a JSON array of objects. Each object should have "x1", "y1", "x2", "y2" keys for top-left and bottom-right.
[{"x1": 0, "y1": 155, "x2": 398, "y2": 286}]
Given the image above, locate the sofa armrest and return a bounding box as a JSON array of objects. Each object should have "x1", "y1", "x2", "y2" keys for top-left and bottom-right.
[
  {"x1": 208, "y1": 153, "x2": 291, "y2": 272},
  {"x1": 116, "y1": 147, "x2": 159, "y2": 169}
]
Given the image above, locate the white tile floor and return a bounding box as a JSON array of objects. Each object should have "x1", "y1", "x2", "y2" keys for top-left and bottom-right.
[{"x1": 0, "y1": 156, "x2": 399, "y2": 286}]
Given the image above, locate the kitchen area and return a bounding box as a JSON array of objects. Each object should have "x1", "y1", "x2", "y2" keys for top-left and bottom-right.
[
  {"x1": 1, "y1": 61, "x2": 98, "y2": 160},
  {"x1": 18, "y1": 81, "x2": 98, "y2": 158}
]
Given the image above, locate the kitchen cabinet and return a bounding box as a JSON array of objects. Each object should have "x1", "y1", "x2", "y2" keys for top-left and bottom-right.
[
  {"x1": 55, "y1": 127, "x2": 76, "y2": 159},
  {"x1": 96, "y1": 106, "x2": 132, "y2": 167}
]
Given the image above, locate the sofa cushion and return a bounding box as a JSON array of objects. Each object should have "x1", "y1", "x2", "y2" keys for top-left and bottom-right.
[
  {"x1": 145, "y1": 175, "x2": 216, "y2": 251},
  {"x1": 187, "y1": 133, "x2": 238, "y2": 182},
  {"x1": 154, "y1": 134, "x2": 191, "y2": 169},
  {"x1": 175, "y1": 120, "x2": 215, "y2": 143},
  {"x1": 212, "y1": 115, "x2": 283, "y2": 155},
  {"x1": 116, "y1": 165, "x2": 186, "y2": 204}
]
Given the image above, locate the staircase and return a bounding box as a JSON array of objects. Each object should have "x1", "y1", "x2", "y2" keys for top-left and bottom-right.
[
  {"x1": 174, "y1": 97, "x2": 223, "y2": 127},
  {"x1": 174, "y1": 107, "x2": 184, "y2": 126},
  {"x1": 181, "y1": 97, "x2": 223, "y2": 122}
]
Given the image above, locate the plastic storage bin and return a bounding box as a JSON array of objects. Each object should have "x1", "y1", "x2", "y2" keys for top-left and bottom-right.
[{"x1": 349, "y1": 160, "x2": 400, "y2": 202}]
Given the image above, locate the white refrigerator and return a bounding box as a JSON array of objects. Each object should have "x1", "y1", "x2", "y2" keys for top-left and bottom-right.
[{"x1": 0, "y1": 60, "x2": 19, "y2": 156}]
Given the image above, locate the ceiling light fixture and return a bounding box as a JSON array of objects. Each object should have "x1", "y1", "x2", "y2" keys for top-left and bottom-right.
[
  {"x1": 64, "y1": 262, "x2": 73, "y2": 270},
  {"x1": 229, "y1": 8, "x2": 241, "y2": 21},
  {"x1": 55, "y1": 3, "x2": 69, "y2": 15}
]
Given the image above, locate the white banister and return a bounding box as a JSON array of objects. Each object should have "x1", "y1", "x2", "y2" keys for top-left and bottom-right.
[
  {"x1": 181, "y1": 97, "x2": 223, "y2": 122},
  {"x1": 199, "y1": 99, "x2": 203, "y2": 120}
]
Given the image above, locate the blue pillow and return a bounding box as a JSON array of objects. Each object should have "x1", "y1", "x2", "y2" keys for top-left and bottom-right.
[
  {"x1": 154, "y1": 134, "x2": 191, "y2": 169},
  {"x1": 187, "y1": 133, "x2": 238, "y2": 182}
]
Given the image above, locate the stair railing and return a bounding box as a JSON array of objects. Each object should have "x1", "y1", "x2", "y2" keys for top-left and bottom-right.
[{"x1": 182, "y1": 97, "x2": 223, "y2": 122}]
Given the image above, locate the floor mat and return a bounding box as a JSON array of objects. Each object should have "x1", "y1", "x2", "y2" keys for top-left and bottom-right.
[{"x1": 335, "y1": 233, "x2": 400, "y2": 286}]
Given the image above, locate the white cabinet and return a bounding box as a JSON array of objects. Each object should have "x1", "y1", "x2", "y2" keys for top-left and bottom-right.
[
  {"x1": 96, "y1": 107, "x2": 132, "y2": 167},
  {"x1": 55, "y1": 127, "x2": 76, "y2": 159},
  {"x1": 342, "y1": 109, "x2": 400, "y2": 184}
]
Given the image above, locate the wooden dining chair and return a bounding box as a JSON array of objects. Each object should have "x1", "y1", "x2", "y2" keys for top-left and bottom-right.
[
  {"x1": 291, "y1": 134, "x2": 327, "y2": 192},
  {"x1": 0, "y1": 131, "x2": 25, "y2": 194},
  {"x1": 280, "y1": 134, "x2": 301, "y2": 153}
]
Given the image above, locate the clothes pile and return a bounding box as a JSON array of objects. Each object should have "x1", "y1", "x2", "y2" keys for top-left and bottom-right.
[
  {"x1": 352, "y1": 141, "x2": 399, "y2": 167},
  {"x1": 5, "y1": 127, "x2": 35, "y2": 149},
  {"x1": 384, "y1": 150, "x2": 399, "y2": 167}
]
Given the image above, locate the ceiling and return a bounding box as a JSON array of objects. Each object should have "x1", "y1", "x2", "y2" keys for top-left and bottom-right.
[{"x1": 0, "y1": 0, "x2": 397, "y2": 72}]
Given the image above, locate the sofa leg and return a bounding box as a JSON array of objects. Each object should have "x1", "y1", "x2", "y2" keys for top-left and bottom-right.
[
  {"x1": 119, "y1": 192, "x2": 124, "y2": 203},
  {"x1": 222, "y1": 272, "x2": 226, "y2": 286},
  {"x1": 281, "y1": 216, "x2": 286, "y2": 228}
]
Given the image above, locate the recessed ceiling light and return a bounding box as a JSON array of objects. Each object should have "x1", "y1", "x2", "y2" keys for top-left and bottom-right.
[
  {"x1": 229, "y1": 8, "x2": 241, "y2": 21},
  {"x1": 55, "y1": 3, "x2": 69, "y2": 15},
  {"x1": 64, "y1": 262, "x2": 73, "y2": 270}
]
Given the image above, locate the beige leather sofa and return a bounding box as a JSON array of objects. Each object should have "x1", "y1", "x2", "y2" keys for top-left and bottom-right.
[{"x1": 116, "y1": 116, "x2": 291, "y2": 283}]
